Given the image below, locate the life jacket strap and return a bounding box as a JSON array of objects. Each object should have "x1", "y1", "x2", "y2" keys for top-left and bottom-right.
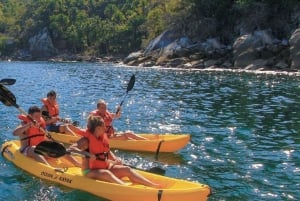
[
  {"x1": 21, "y1": 134, "x2": 44, "y2": 141},
  {"x1": 95, "y1": 152, "x2": 109, "y2": 161}
]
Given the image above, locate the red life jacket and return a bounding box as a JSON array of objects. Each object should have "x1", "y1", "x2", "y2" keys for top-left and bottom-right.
[
  {"x1": 18, "y1": 115, "x2": 46, "y2": 146},
  {"x1": 83, "y1": 129, "x2": 110, "y2": 169},
  {"x1": 90, "y1": 110, "x2": 114, "y2": 137},
  {"x1": 41, "y1": 98, "x2": 59, "y2": 117}
]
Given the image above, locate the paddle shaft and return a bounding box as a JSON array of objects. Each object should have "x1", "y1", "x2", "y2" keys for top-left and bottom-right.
[
  {"x1": 125, "y1": 164, "x2": 166, "y2": 175},
  {"x1": 2, "y1": 94, "x2": 31, "y2": 118},
  {"x1": 16, "y1": 106, "x2": 55, "y2": 140},
  {"x1": 35, "y1": 141, "x2": 165, "y2": 175},
  {"x1": 41, "y1": 111, "x2": 79, "y2": 127},
  {"x1": 115, "y1": 74, "x2": 135, "y2": 114},
  {"x1": 0, "y1": 84, "x2": 54, "y2": 140}
]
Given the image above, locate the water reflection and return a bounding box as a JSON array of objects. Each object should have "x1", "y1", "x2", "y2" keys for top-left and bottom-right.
[{"x1": 117, "y1": 150, "x2": 186, "y2": 165}]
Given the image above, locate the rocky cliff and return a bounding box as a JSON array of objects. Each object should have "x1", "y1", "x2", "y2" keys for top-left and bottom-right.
[
  {"x1": 124, "y1": 28, "x2": 300, "y2": 71},
  {"x1": 124, "y1": 3, "x2": 300, "y2": 71}
]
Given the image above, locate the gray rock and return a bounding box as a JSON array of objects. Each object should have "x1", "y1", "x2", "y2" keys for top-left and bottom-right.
[
  {"x1": 123, "y1": 51, "x2": 143, "y2": 64},
  {"x1": 144, "y1": 30, "x2": 181, "y2": 56},
  {"x1": 275, "y1": 61, "x2": 289, "y2": 69},
  {"x1": 204, "y1": 59, "x2": 218, "y2": 68},
  {"x1": 29, "y1": 27, "x2": 57, "y2": 59},
  {"x1": 233, "y1": 30, "x2": 275, "y2": 68},
  {"x1": 289, "y1": 28, "x2": 300, "y2": 69}
]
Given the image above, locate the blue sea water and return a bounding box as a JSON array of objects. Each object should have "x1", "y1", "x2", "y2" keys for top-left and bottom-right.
[{"x1": 0, "y1": 61, "x2": 299, "y2": 201}]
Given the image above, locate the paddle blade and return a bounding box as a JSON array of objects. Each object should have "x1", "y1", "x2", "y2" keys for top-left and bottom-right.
[
  {"x1": 42, "y1": 111, "x2": 50, "y2": 117},
  {"x1": 72, "y1": 121, "x2": 80, "y2": 127},
  {"x1": 126, "y1": 74, "x2": 135, "y2": 92},
  {"x1": 147, "y1": 166, "x2": 166, "y2": 175},
  {"x1": 125, "y1": 164, "x2": 166, "y2": 175},
  {"x1": 34, "y1": 141, "x2": 67, "y2": 158},
  {"x1": 0, "y1": 78, "x2": 16, "y2": 85},
  {"x1": 0, "y1": 84, "x2": 17, "y2": 106}
]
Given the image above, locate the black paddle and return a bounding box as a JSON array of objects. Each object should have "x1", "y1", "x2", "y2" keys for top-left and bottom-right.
[
  {"x1": 42, "y1": 111, "x2": 79, "y2": 127},
  {"x1": 0, "y1": 83, "x2": 26, "y2": 112},
  {"x1": 0, "y1": 78, "x2": 16, "y2": 85},
  {"x1": 0, "y1": 84, "x2": 54, "y2": 140},
  {"x1": 34, "y1": 141, "x2": 69, "y2": 158},
  {"x1": 35, "y1": 141, "x2": 166, "y2": 175},
  {"x1": 116, "y1": 74, "x2": 135, "y2": 114}
]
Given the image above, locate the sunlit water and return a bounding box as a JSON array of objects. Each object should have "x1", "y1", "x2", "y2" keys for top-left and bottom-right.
[{"x1": 0, "y1": 61, "x2": 299, "y2": 201}]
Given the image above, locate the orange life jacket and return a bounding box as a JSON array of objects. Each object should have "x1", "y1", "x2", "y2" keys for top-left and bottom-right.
[
  {"x1": 18, "y1": 115, "x2": 46, "y2": 146},
  {"x1": 41, "y1": 98, "x2": 59, "y2": 117},
  {"x1": 90, "y1": 110, "x2": 114, "y2": 137},
  {"x1": 83, "y1": 129, "x2": 110, "y2": 169}
]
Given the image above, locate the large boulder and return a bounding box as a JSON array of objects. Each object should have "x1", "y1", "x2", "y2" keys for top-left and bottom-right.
[
  {"x1": 289, "y1": 28, "x2": 300, "y2": 69},
  {"x1": 159, "y1": 36, "x2": 192, "y2": 58},
  {"x1": 144, "y1": 29, "x2": 181, "y2": 56},
  {"x1": 29, "y1": 27, "x2": 57, "y2": 59},
  {"x1": 123, "y1": 51, "x2": 144, "y2": 64},
  {"x1": 233, "y1": 30, "x2": 274, "y2": 68}
]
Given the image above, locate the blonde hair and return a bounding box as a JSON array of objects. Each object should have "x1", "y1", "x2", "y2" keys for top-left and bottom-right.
[{"x1": 87, "y1": 115, "x2": 104, "y2": 133}]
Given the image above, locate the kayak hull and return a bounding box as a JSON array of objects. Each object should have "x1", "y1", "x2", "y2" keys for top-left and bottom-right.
[
  {"x1": 1, "y1": 140, "x2": 211, "y2": 201},
  {"x1": 49, "y1": 133, "x2": 190, "y2": 153}
]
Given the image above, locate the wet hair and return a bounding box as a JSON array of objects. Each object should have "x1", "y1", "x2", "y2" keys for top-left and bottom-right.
[
  {"x1": 47, "y1": 90, "x2": 56, "y2": 97},
  {"x1": 87, "y1": 115, "x2": 104, "y2": 133},
  {"x1": 96, "y1": 99, "x2": 106, "y2": 108},
  {"x1": 28, "y1": 106, "x2": 41, "y2": 114}
]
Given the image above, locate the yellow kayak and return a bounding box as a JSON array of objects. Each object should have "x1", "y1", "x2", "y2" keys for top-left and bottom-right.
[
  {"x1": 1, "y1": 140, "x2": 211, "y2": 201},
  {"x1": 49, "y1": 132, "x2": 190, "y2": 153}
]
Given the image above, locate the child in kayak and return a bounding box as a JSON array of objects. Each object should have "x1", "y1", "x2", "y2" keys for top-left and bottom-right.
[
  {"x1": 13, "y1": 105, "x2": 81, "y2": 167},
  {"x1": 68, "y1": 115, "x2": 161, "y2": 188},
  {"x1": 90, "y1": 99, "x2": 146, "y2": 140},
  {"x1": 41, "y1": 90, "x2": 81, "y2": 136},
  {"x1": 13, "y1": 106, "x2": 52, "y2": 165}
]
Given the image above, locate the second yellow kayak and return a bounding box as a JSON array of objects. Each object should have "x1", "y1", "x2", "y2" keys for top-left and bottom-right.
[{"x1": 49, "y1": 132, "x2": 190, "y2": 153}]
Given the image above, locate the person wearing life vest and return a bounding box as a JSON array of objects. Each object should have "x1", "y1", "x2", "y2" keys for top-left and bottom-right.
[
  {"x1": 13, "y1": 106, "x2": 50, "y2": 165},
  {"x1": 90, "y1": 99, "x2": 146, "y2": 140},
  {"x1": 41, "y1": 90, "x2": 81, "y2": 136},
  {"x1": 68, "y1": 115, "x2": 161, "y2": 188}
]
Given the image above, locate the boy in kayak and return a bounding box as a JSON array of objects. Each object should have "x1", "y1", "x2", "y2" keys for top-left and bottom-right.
[
  {"x1": 68, "y1": 115, "x2": 161, "y2": 188},
  {"x1": 13, "y1": 105, "x2": 81, "y2": 167},
  {"x1": 41, "y1": 90, "x2": 81, "y2": 136},
  {"x1": 13, "y1": 106, "x2": 51, "y2": 165},
  {"x1": 90, "y1": 99, "x2": 146, "y2": 140}
]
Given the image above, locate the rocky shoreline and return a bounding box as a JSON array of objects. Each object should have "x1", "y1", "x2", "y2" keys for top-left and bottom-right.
[
  {"x1": 121, "y1": 29, "x2": 300, "y2": 73},
  {"x1": 52, "y1": 28, "x2": 300, "y2": 74},
  {"x1": 2, "y1": 28, "x2": 300, "y2": 74}
]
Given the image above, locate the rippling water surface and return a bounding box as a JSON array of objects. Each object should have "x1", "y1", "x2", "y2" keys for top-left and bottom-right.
[{"x1": 0, "y1": 61, "x2": 299, "y2": 201}]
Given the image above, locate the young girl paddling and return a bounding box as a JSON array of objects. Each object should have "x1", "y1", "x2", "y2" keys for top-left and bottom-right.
[{"x1": 69, "y1": 115, "x2": 161, "y2": 188}]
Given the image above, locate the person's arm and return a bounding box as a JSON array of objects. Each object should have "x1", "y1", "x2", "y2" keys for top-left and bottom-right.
[
  {"x1": 13, "y1": 122, "x2": 31, "y2": 136},
  {"x1": 115, "y1": 106, "x2": 121, "y2": 118},
  {"x1": 111, "y1": 106, "x2": 122, "y2": 119},
  {"x1": 67, "y1": 137, "x2": 90, "y2": 168},
  {"x1": 67, "y1": 137, "x2": 96, "y2": 159},
  {"x1": 41, "y1": 105, "x2": 59, "y2": 124},
  {"x1": 108, "y1": 150, "x2": 123, "y2": 165},
  {"x1": 68, "y1": 137, "x2": 88, "y2": 151},
  {"x1": 72, "y1": 128, "x2": 86, "y2": 136}
]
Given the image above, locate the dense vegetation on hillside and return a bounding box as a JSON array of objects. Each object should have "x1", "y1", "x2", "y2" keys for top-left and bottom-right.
[{"x1": 0, "y1": 0, "x2": 299, "y2": 57}]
